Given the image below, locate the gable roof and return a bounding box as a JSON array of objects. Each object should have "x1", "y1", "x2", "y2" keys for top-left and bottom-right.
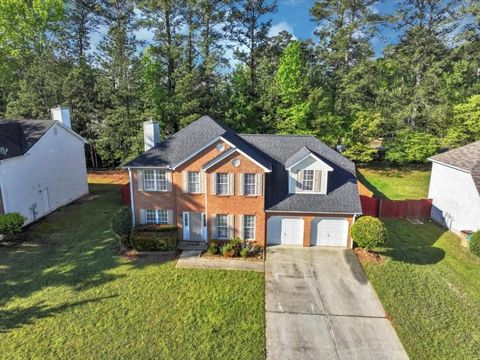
[
  {"x1": 123, "y1": 116, "x2": 271, "y2": 171},
  {"x1": 429, "y1": 141, "x2": 480, "y2": 193},
  {"x1": 239, "y1": 134, "x2": 361, "y2": 213},
  {"x1": 285, "y1": 146, "x2": 333, "y2": 171},
  {"x1": 123, "y1": 116, "x2": 361, "y2": 214},
  {"x1": 0, "y1": 119, "x2": 55, "y2": 160}
]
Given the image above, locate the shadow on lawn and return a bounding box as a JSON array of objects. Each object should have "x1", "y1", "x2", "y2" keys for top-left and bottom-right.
[
  {"x1": 0, "y1": 295, "x2": 118, "y2": 333},
  {"x1": 0, "y1": 184, "x2": 143, "y2": 331},
  {"x1": 377, "y1": 220, "x2": 446, "y2": 265},
  {"x1": 356, "y1": 170, "x2": 389, "y2": 199}
]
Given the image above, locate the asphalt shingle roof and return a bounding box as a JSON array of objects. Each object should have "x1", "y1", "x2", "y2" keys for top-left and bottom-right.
[
  {"x1": 0, "y1": 119, "x2": 55, "y2": 160},
  {"x1": 124, "y1": 116, "x2": 361, "y2": 214},
  {"x1": 123, "y1": 116, "x2": 271, "y2": 170},
  {"x1": 239, "y1": 134, "x2": 361, "y2": 213},
  {"x1": 429, "y1": 141, "x2": 480, "y2": 194}
]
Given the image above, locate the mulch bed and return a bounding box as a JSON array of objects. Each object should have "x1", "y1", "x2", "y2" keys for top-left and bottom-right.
[
  {"x1": 200, "y1": 252, "x2": 265, "y2": 262},
  {"x1": 354, "y1": 247, "x2": 385, "y2": 264}
]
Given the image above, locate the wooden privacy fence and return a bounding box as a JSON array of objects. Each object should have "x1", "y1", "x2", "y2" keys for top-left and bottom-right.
[
  {"x1": 121, "y1": 183, "x2": 130, "y2": 206},
  {"x1": 360, "y1": 195, "x2": 432, "y2": 219}
]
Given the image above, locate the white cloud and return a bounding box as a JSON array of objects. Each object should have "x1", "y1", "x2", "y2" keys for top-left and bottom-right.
[{"x1": 269, "y1": 21, "x2": 297, "y2": 39}]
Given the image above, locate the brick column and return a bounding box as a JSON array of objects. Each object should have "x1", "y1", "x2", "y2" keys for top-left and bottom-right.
[{"x1": 303, "y1": 216, "x2": 312, "y2": 247}]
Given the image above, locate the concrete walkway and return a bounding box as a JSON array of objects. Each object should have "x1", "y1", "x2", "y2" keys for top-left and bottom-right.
[
  {"x1": 266, "y1": 246, "x2": 408, "y2": 360},
  {"x1": 176, "y1": 250, "x2": 264, "y2": 272}
]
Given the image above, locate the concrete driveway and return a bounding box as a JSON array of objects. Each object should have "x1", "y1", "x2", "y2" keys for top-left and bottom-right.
[{"x1": 265, "y1": 246, "x2": 408, "y2": 360}]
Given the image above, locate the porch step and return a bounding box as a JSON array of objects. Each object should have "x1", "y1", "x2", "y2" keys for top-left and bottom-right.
[{"x1": 177, "y1": 241, "x2": 207, "y2": 251}]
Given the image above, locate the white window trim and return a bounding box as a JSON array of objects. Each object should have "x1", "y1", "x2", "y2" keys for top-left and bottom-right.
[
  {"x1": 145, "y1": 209, "x2": 169, "y2": 224},
  {"x1": 244, "y1": 173, "x2": 257, "y2": 196},
  {"x1": 216, "y1": 173, "x2": 229, "y2": 195},
  {"x1": 143, "y1": 169, "x2": 168, "y2": 192},
  {"x1": 244, "y1": 215, "x2": 256, "y2": 240},
  {"x1": 302, "y1": 170, "x2": 314, "y2": 192},
  {"x1": 188, "y1": 171, "x2": 201, "y2": 193},
  {"x1": 217, "y1": 214, "x2": 229, "y2": 239}
]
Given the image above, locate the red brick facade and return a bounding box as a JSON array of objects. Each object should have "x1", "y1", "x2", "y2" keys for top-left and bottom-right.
[
  {"x1": 131, "y1": 140, "x2": 268, "y2": 246},
  {"x1": 131, "y1": 140, "x2": 355, "y2": 248}
]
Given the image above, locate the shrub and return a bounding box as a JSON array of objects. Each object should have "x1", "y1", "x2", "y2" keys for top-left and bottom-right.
[
  {"x1": 130, "y1": 225, "x2": 178, "y2": 251},
  {"x1": 0, "y1": 212, "x2": 25, "y2": 239},
  {"x1": 385, "y1": 129, "x2": 439, "y2": 164},
  {"x1": 240, "y1": 248, "x2": 249, "y2": 258},
  {"x1": 469, "y1": 231, "x2": 480, "y2": 257},
  {"x1": 111, "y1": 207, "x2": 132, "y2": 237},
  {"x1": 221, "y1": 242, "x2": 235, "y2": 257},
  {"x1": 207, "y1": 241, "x2": 219, "y2": 255},
  {"x1": 351, "y1": 216, "x2": 388, "y2": 252}
]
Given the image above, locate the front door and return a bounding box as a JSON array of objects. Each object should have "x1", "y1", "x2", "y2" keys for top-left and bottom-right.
[{"x1": 189, "y1": 212, "x2": 203, "y2": 241}]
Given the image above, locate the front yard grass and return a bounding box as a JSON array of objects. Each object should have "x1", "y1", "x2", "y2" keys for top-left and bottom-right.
[
  {"x1": 357, "y1": 165, "x2": 431, "y2": 199},
  {"x1": 0, "y1": 184, "x2": 265, "y2": 360},
  {"x1": 361, "y1": 220, "x2": 480, "y2": 359}
]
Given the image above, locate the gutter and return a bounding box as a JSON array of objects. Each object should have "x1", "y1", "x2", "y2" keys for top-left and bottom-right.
[{"x1": 128, "y1": 169, "x2": 136, "y2": 226}]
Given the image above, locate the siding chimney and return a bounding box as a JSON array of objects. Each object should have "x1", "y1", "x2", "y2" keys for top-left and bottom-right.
[
  {"x1": 51, "y1": 106, "x2": 71, "y2": 129},
  {"x1": 143, "y1": 120, "x2": 160, "y2": 151}
]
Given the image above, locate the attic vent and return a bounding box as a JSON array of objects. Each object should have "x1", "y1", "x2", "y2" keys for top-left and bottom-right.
[
  {"x1": 53, "y1": 127, "x2": 58, "y2": 135},
  {"x1": 0, "y1": 147, "x2": 8, "y2": 156}
]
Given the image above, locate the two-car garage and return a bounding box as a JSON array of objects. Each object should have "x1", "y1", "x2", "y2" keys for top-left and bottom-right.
[{"x1": 267, "y1": 216, "x2": 350, "y2": 247}]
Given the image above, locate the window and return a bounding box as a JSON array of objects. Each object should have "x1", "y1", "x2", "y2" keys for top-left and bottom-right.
[
  {"x1": 183, "y1": 213, "x2": 189, "y2": 227},
  {"x1": 143, "y1": 169, "x2": 167, "y2": 191},
  {"x1": 244, "y1": 215, "x2": 255, "y2": 240},
  {"x1": 188, "y1": 171, "x2": 200, "y2": 193},
  {"x1": 217, "y1": 214, "x2": 228, "y2": 239},
  {"x1": 302, "y1": 170, "x2": 314, "y2": 191},
  {"x1": 244, "y1": 173, "x2": 256, "y2": 195},
  {"x1": 145, "y1": 209, "x2": 168, "y2": 224},
  {"x1": 216, "y1": 173, "x2": 229, "y2": 195}
]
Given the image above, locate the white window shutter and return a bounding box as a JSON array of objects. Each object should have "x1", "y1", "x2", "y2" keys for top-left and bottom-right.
[
  {"x1": 229, "y1": 173, "x2": 235, "y2": 195},
  {"x1": 167, "y1": 209, "x2": 174, "y2": 225},
  {"x1": 137, "y1": 170, "x2": 144, "y2": 191},
  {"x1": 166, "y1": 171, "x2": 172, "y2": 191},
  {"x1": 200, "y1": 171, "x2": 206, "y2": 193},
  {"x1": 238, "y1": 174, "x2": 244, "y2": 195},
  {"x1": 228, "y1": 214, "x2": 235, "y2": 239},
  {"x1": 140, "y1": 209, "x2": 146, "y2": 224},
  {"x1": 210, "y1": 173, "x2": 217, "y2": 195},
  {"x1": 314, "y1": 170, "x2": 322, "y2": 192},
  {"x1": 182, "y1": 171, "x2": 188, "y2": 193},
  {"x1": 295, "y1": 171, "x2": 303, "y2": 193},
  {"x1": 256, "y1": 173, "x2": 263, "y2": 195},
  {"x1": 237, "y1": 215, "x2": 244, "y2": 240},
  {"x1": 210, "y1": 214, "x2": 217, "y2": 239}
]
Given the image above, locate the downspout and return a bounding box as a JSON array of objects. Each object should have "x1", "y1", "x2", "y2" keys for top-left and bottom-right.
[
  {"x1": 204, "y1": 171, "x2": 208, "y2": 242},
  {"x1": 0, "y1": 163, "x2": 6, "y2": 213},
  {"x1": 128, "y1": 169, "x2": 135, "y2": 226}
]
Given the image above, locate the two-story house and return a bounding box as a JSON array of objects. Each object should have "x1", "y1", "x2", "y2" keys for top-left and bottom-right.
[{"x1": 123, "y1": 116, "x2": 361, "y2": 248}]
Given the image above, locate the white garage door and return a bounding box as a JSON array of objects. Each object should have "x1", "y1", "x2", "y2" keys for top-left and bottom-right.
[
  {"x1": 267, "y1": 217, "x2": 304, "y2": 245},
  {"x1": 311, "y1": 218, "x2": 349, "y2": 247}
]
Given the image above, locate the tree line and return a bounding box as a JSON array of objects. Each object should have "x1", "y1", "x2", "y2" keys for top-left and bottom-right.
[{"x1": 1, "y1": 0, "x2": 479, "y2": 167}]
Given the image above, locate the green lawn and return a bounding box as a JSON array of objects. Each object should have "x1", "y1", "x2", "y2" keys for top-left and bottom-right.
[
  {"x1": 357, "y1": 166, "x2": 431, "y2": 199},
  {"x1": 361, "y1": 220, "x2": 480, "y2": 359},
  {"x1": 0, "y1": 184, "x2": 265, "y2": 360}
]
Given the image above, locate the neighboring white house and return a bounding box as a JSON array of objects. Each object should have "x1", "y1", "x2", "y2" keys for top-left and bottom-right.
[
  {"x1": 428, "y1": 141, "x2": 480, "y2": 233},
  {"x1": 0, "y1": 107, "x2": 89, "y2": 225}
]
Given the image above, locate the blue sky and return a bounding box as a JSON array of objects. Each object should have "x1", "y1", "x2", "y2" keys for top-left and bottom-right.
[
  {"x1": 92, "y1": 1, "x2": 401, "y2": 59},
  {"x1": 268, "y1": 0, "x2": 399, "y2": 55}
]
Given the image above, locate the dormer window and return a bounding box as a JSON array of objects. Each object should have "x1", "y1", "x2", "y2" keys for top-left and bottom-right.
[{"x1": 302, "y1": 170, "x2": 314, "y2": 191}]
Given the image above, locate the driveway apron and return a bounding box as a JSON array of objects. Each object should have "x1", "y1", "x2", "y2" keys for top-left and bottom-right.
[{"x1": 265, "y1": 246, "x2": 409, "y2": 360}]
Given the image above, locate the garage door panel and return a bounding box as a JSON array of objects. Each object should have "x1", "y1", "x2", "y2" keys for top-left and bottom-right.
[
  {"x1": 311, "y1": 218, "x2": 348, "y2": 247},
  {"x1": 267, "y1": 217, "x2": 304, "y2": 245}
]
